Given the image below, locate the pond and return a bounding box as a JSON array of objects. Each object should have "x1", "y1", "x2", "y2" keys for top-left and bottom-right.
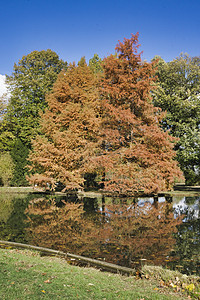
[{"x1": 0, "y1": 190, "x2": 199, "y2": 276}]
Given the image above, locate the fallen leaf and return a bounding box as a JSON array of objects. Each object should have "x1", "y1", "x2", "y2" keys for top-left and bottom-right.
[
  {"x1": 186, "y1": 283, "x2": 195, "y2": 292},
  {"x1": 44, "y1": 279, "x2": 51, "y2": 283}
]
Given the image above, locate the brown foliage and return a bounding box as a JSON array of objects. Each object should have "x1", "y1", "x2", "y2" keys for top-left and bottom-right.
[
  {"x1": 96, "y1": 33, "x2": 183, "y2": 194},
  {"x1": 28, "y1": 63, "x2": 101, "y2": 190},
  {"x1": 28, "y1": 33, "x2": 183, "y2": 194}
]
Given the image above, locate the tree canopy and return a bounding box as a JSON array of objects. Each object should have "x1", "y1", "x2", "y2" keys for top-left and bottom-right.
[
  {"x1": 28, "y1": 62, "x2": 101, "y2": 190},
  {"x1": 89, "y1": 54, "x2": 103, "y2": 74},
  {"x1": 153, "y1": 54, "x2": 200, "y2": 184},
  {"x1": 0, "y1": 152, "x2": 14, "y2": 186},
  {"x1": 94, "y1": 33, "x2": 183, "y2": 194},
  {"x1": 5, "y1": 49, "x2": 67, "y2": 146},
  {"x1": 0, "y1": 49, "x2": 67, "y2": 186},
  {"x1": 28, "y1": 34, "x2": 183, "y2": 194}
]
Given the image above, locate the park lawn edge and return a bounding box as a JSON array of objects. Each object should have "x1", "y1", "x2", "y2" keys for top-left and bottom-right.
[{"x1": 0, "y1": 248, "x2": 199, "y2": 299}]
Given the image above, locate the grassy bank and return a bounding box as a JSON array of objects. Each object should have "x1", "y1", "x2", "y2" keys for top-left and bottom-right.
[
  {"x1": 0, "y1": 187, "x2": 35, "y2": 194},
  {"x1": 0, "y1": 249, "x2": 199, "y2": 299}
]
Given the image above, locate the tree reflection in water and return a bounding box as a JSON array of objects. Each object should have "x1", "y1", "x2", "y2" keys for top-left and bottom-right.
[{"x1": 26, "y1": 197, "x2": 183, "y2": 269}]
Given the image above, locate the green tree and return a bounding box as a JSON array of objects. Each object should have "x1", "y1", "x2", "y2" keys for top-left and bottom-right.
[
  {"x1": 153, "y1": 54, "x2": 200, "y2": 184},
  {"x1": 10, "y1": 139, "x2": 29, "y2": 186},
  {"x1": 6, "y1": 49, "x2": 67, "y2": 146},
  {"x1": 0, "y1": 95, "x2": 15, "y2": 152},
  {"x1": 78, "y1": 56, "x2": 87, "y2": 67},
  {"x1": 4, "y1": 50, "x2": 67, "y2": 186},
  {"x1": 0, "y1": 152, "x2": 14, "y2": 186},
  {"x1": 0, "y1": 129, "x2": 15, "y2": 153},
  {"x1": 89, "y1": 54, "x2": 103, "y2": 74},
  {"x1": 0, "y1": 95, "x2": 7, "y2": 118}
]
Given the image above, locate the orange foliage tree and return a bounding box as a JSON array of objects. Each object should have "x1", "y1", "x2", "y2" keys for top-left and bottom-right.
[
  {"x1": 28, "y1": 61, "x2": 101, "y2": 190},
  {"x1": 95, "y1": 33, "x2": 183, "y2": 194},
  {"x1": 28, "y1": 34, "x2": 183, "y2": 194}
]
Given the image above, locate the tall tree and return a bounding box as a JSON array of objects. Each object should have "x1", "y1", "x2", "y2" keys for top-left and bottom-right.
[
  {"x1": 4, "y1": 50, "x2": 67, "y2": 186},
  {"x1": 28, "y1": 35, "x2": 183, "y2": 194},
  {"x1": 95, "y1": 33, "x2": 183, "y2": 194},
  {"x1": 28, "y1": 63, "x2": 101, "y2": 190},
  {"x1": 152, "y1": 54, "x2": 200, "y2": 184},
  {"x1": 5, "y1": 49, "x2": 67, "y2": 146}
]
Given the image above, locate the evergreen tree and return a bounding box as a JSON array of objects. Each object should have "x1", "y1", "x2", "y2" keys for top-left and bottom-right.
[
  {"x1": 10, "y1": 139, "x2": 29, "y2": 186},
  {"x1": 89, "y1": 54, "x2": 103, "y2": 74}
]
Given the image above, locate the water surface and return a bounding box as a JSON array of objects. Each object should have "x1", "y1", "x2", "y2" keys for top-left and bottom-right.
[{"x1": 0, "y1": 191, "x2": 199, "y2": 275}]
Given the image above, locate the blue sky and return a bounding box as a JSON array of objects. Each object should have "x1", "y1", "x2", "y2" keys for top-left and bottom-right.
[{"x1": 0, "y1": 0, "x2": 200, "y2": 77}]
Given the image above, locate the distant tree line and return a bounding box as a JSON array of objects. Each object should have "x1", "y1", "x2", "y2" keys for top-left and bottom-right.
[{"x1": 0, "y1": 33, "x2": 200, "y2": 193}]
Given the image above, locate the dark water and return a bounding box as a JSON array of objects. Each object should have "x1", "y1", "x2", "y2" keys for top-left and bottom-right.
[{"x1": 0, "y1": 191, "x2": 199, "y2": 276}]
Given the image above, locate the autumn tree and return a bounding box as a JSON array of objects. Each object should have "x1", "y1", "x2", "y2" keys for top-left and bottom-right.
[
  {"x1": 28, "y1": 34, "x2": 183, "y2": 194},
  {"x1": 28, "y1": 62, "x2": 101, "y2": 190},
  {"x1": 152, "y1": 55, "x2": 200, "y2": 185},
  {"x1": 95, "y1": 33, "x2": 183, "y2": 194}
]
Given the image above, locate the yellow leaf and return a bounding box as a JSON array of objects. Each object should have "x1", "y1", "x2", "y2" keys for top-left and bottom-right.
[
  {"x1": 186, "y1": 284, "x2": 195, "y2": 292},
  {"x1": 41, "y1": 290, "x2": 46, "y2": 293}
]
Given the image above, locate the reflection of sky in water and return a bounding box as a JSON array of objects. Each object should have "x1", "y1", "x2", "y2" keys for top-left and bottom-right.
[
  {"x1": 133, "y1": 196, "x2": 199, "y2": 220},
  {"x1": 173, "y1": 197, "x2": 199, "y2": 220},
  {"x1": 99, "y1": 195, "x2": 199, "y2": 220},
  {"x1": 137, "y1": 197, "x2": 154, "y2": 206}
]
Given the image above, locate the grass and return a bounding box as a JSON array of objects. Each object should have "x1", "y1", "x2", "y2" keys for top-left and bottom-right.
[
  {"x1": 0, "y1": 186, "x2": 35, "y2": 194},
  {"x1": 0, "y1": 249, "x2": 199, "y2": 299}
]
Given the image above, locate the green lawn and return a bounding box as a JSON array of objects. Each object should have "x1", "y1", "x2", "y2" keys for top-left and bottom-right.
[
  {"x1": 0, "y1": 187, "x2": 35, "y2": 193},
  {"x1": 0, "y1": 248, "x2": 199, "y2": 299}
]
